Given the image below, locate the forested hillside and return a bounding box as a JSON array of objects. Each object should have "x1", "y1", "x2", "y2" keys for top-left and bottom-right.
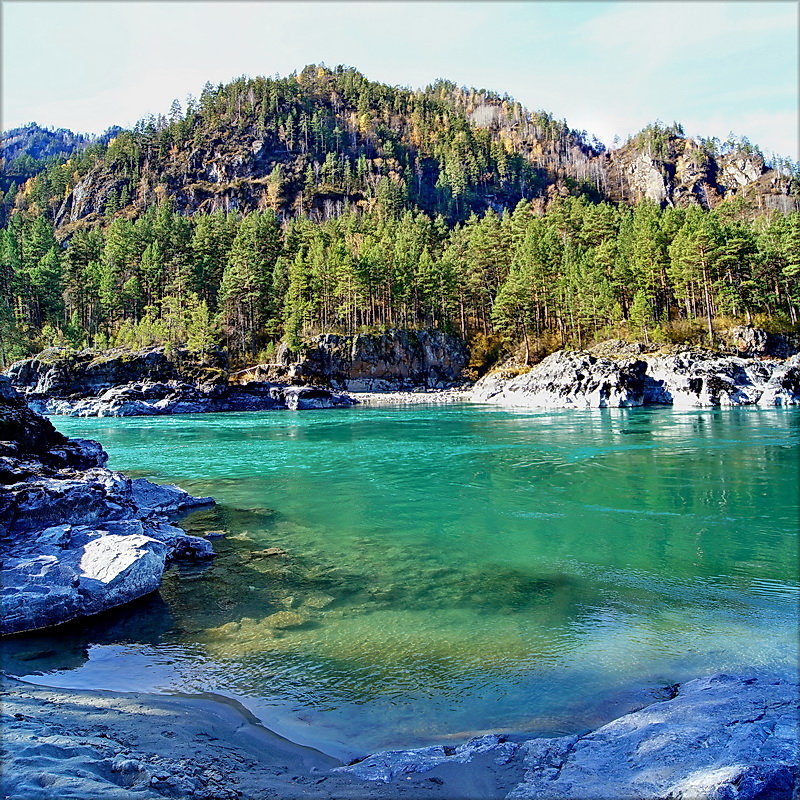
[
  {"x1": 1, "y1": 65, "x2": 798, "y2": 368},
  {"x1": 1, "y1": 123, "x2": 122, "y2": 215}
]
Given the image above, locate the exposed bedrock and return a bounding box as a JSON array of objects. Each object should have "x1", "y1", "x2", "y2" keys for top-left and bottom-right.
[
  {"x1": 5, "y1": 345, "x2": 228, "y2": 397},
  {"x1": 472, "y1": 348, "x2": 800, "y2": 409},
  {"x1": 0, "y1": 376, "x2": 215, "y2": 635},
  {"x1": 240, "y1": 329, "x2": 470, "y2": 391},
  {"x1": 23, "y1": 379, "x2": 355, "y2": 417},
  {"x1": 340, "y1": 673, "x2": 798, "y2": 800},
  {"x1": 4, "y1": 345, "x2": 358, "y2": 416}
]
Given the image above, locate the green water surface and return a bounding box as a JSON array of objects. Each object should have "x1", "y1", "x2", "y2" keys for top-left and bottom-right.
[{"x1": 4, "y1": 404, "x2": 798, "y2": 757}]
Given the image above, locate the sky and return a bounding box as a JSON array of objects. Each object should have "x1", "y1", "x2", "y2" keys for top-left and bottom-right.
[{"x1": 2, "y1": 1, "x2": 798, "y2": 160}]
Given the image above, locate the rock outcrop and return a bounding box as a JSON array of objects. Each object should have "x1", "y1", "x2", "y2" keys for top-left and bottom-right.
[
  {"x1": 601, "y1": 132, "x2": 799, "y2": 212},
  {"x1": 6, "y1": 346, "x2": 357, "y2": 416},
  {"x1": 23, "y1": 379, "x2": 355, "y2": 417},
  {"x1": 6, "y1": 345, "x2": 228, "y2": 397},
  {"x1": 472, "y1": 351, "x2": 648, "y2": 408},
  {"x1": 340, "y1": 673, "x2": 798, "y2": 800},
  {"x1": 507, "y1": 673, "x2": 798, "y2": 800},
  {"x1": 238, "y1": 330, "x2": 469, "y2": 392},
  {"x1": 0, "y1": 377, "x2": 216, "y2": 635},
  {"x1": 723, "y1": 325, "x2": 798, "y2": 359},
  {"x1": 473, "y1": 347, "x2": 800, "y2": 409}
]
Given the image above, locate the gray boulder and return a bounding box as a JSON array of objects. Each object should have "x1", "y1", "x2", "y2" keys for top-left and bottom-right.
[
  {"x1": 0, "y1": 381, "x2": 217, "y2": 635},
  {"x1": 0, "y1": 471, "x2": 216, "y2": 635},
  {"x1": 280, "y1": 385, "x2": 356, "y2": 410},
  {"x1": 472, "y1": 351, "x2": 647, "y2": 408},
  {"x1": 2, "y1": 471, "x2": 136, "y2": 535},
  {"x1": 336, "y1": 733, "x2": 520, "y2": 783},
  {"x1": 1, "y1": 523, "x2": 168, "y2": 635},
  {"x1": 508, "y1": 673, "x2": 797, "y2": 800},
  {"x1": 129, "y1": 479, "x2": 214, "y2": 515}
]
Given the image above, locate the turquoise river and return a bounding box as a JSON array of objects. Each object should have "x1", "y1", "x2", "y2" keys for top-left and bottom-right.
[{"x1": 3, "y1": 404, "x2": 798, "y2": 759}]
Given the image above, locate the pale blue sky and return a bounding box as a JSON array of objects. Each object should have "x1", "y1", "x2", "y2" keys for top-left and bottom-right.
[{"x1": 2, "y1": 1, "x2": 798, "y2": 159}]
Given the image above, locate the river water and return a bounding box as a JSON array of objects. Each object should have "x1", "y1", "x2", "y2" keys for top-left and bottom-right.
[{"x1": 3, "y1": 404, "x2": 798, "y2": 758}]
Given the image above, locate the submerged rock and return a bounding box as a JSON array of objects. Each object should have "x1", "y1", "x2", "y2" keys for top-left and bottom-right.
[
  {"x1": 473, "y1": 348, "x2": 800, "y2": 409},
  {"x1": 0, "y1": 381, "x2": 216, "y2": 635},
  {"x1": 129, "y1": 479, "x2": 214, "y2": 515}
]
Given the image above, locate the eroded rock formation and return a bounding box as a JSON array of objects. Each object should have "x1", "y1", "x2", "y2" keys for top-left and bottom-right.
[
  {"x1": 0, "y1": 376, "x2": 215, "y2": 635},
  {"x1": 5, "y1": 346, "x2": 356, "y2": 416},
  {"x1": 340, "y1": 673, "x2": 798, "y2": 800},
  {"x1": 242, "y1": 330, "x2": 469, "y2": 391},
  {"x1": 473, "y1": 347, "x2": 800, "y2": 409}
]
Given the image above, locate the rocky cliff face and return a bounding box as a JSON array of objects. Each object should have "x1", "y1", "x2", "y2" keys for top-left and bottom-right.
[
  {"x1": 6, "y1": 346, "x2": 356, "y2": 416},
  {"x1": 54, "y1": 127, "x2": 797, "y2": 229},
  {"x1": 240, "y1": 330, "x2": 469, "y2": 391},
  {"x1": 0, "y1": 376, "x2": 216, "y2": 635},
  {"x1": 6, "y1": 346, "x2": 228, "y2": 397},
  {"x1": 472, "y1": 346, "x2": 800, "y2": 409},
  {"x1": 599, "y1": 134, "x2": 798, "y2": 211}
]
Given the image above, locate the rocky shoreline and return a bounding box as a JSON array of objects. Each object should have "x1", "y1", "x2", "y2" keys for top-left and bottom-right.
[
  {"x1": 25, "y1": 380, "x2": 356, "y2": 417},
  {"x1": 2, "y1": 672, "x2": 796, "y2": 799},
  {"x1": 0, "y1": 376, "x2": 217, "y2": 635},
  {"x1": 6, "y1": 329, "x2": 800, "y2": 417},
  {"x1": 3, "y1": 329, "x2": 469, "y2": 418},
  {"x1": 472, "y1": 347, "x2": 800, "y2": 409},
  {"x1": 345, "y1": 387, "x2": 472, "y2": 405}
]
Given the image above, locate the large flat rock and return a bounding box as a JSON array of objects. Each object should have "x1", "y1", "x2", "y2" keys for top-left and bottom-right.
[
  {"x1": 1, "y1": 382, "x2": 216, "y2": 635},
  {"x1": 509, "y1": 673, "x2": 798, "y2": 799},
  {"x1": 339, "y1": 673, "x2": 798, "y2": 800}
]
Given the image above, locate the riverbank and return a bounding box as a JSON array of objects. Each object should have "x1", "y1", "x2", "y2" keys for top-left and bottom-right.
[
  {"x1": 2, "y1": 672, "x2": 796, "y2": 799},
  {"x1": 345, "y1": 387, "x2": 472, "y2": 405},
  {"x1": 0, "y1": 676, "x2": 524, "y2": 800}
]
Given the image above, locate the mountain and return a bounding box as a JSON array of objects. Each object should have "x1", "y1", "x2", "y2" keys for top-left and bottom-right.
[
  {"x1": 3, "y1": 65, "x2": 797, "y2": 236},
  {"x1": 1, "y1": 123, "x2": 124, "y2": 196},
  {"x1": 1, "y1": 66, "x2": 798, "y2": 369}
]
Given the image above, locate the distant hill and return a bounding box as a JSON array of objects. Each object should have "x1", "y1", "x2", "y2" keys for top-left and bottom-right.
[{"x1": 1, "y1": 122, "x2": 124, "y2": 206}]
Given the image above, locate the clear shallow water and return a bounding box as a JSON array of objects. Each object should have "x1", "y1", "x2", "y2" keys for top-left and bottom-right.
[{"x1": 4, "y1": 405, "x2": 799, "y2": 758}]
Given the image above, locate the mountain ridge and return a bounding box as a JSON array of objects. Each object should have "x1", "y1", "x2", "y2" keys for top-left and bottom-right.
[{"x1": 3, "y1": 65, "x2": 797, "y2": 235}]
